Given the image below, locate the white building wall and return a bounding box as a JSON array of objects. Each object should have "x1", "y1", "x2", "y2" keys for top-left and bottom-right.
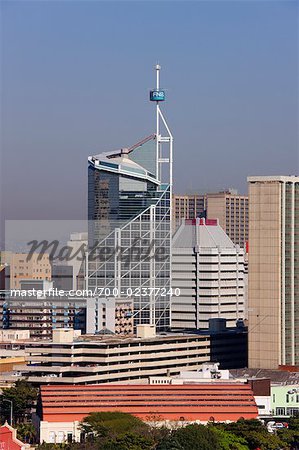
[
  {"x1": 39, "y1": 420, "x2": 81, "y2": 444},
  {"x1": 171, "y1": 224, "x2": 245, "y2": 330}
]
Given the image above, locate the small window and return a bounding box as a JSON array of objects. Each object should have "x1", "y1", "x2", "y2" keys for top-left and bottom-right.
[{"x1": 57, "y1": 431, "x2": 65, "y2": 443}]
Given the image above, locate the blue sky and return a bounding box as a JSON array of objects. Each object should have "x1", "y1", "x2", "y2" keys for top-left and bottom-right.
[{"x1": 1, "y1": 0, "x2": 298, "y2": 222}]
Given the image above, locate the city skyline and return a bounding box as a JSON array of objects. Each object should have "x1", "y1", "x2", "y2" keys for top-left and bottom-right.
[{"x1": 1, "y1": 1, "x2": 298, "y2": 231}]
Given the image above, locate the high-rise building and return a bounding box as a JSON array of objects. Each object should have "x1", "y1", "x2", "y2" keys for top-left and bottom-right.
[
  {"x1": 171, "y1": 218, "x2": 245, "y2": 330},
  {"x1": 248, "y1": 176, "x2": 299, "y2": 369},
  {"x1": 87, "y1": 140, "x2": 171, "y2": 331},
  {"x1": 173, "y1": 190, "x2": 248, "y2": 247},
  {"x1": 87, "y1": 65, "x2": 173, "y2": 332}
]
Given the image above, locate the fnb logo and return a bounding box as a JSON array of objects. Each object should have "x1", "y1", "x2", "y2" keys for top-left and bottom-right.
[{"x1": 150, "y1": 90, "x2": 165, "y2": 101}]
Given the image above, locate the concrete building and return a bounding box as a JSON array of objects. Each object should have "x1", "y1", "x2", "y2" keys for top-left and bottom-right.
[
  {"x1": 7, "y1": 252, "x2": 51, "y2": 289},
  {"x1": 35, "y1": 383, "x2": 258, "y2": 443},
  {"x1": 86, "y1": 296, "x2": 133, "y2": 335},
  {"x1": 18, "y1": 328, "x2": 212, "y2": 385},
  {"x1": 271, "y1": 384, "x2": 299, "y2": 417},
  {"x1": 171, "y1": 218, "x2": 245, "y2": 330},
  {"x1": 0, "y1": 281, "x2": 87, "y2": 338},
  {"x1": 248, "y1": 176, "x2": 299, "y2": 369},
  {"x1": 0, "y1": 330, "x2": 29, "y2": 375},
  {"x1": 1, "y1": 280, "x2": 134, "y2": 338},
  {"x1": 173, "y1": 189, "x2": 248, "y2": 247}
]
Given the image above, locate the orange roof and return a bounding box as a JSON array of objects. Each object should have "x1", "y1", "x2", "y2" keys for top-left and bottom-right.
[{"x1": 40, "y1": 383, "x2": 258, "y2": 423}]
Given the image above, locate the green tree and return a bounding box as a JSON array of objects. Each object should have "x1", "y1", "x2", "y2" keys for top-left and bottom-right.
[
  {"x1": 16, "y1": 422, "x2": 37, "y2": 443},
  {"x1": 288, "y1": 417, "x2": 299, "y2": 431},
  {"x1": 1, "y1": 379, "x2": 38, "y2": 424},
  {"x1": 80, "y1": 411, "x2": 151, "y2": 443},
  {"x1": 100, "y1": 432, "x2": 154, "y2": 450},
  {"x1": 212, "y1": 427, "x2": 249, "y2": 450},
  {"x1": 155, "y1": 434, "x2": 184, "y2": 450},
  {"x1": 221, "y1": 419, "x2": 287, "y2": 450},
  {"x1": 158, "y1": 424, "x2": 221, "y2": 450}
]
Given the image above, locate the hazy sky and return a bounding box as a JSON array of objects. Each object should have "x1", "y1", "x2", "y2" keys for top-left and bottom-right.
[{"x1": 1, "y1": 1, "x2": 298, "y2": 227}]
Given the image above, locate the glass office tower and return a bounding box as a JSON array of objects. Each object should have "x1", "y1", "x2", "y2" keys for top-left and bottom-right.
[{"x1": 88, "y1": 135, "x2": 171, "y2": 332}]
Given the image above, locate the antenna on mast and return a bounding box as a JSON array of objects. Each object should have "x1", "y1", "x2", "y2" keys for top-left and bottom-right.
[{"x1": 149, "y1": 64, "x2": 172, "y2": 187}]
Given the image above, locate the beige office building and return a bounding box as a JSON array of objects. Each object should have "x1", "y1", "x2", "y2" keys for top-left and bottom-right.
[
  {"x1": 248, "y1": 176, "x2": 299, "y2": 369},
  {"x1": 173, "y1": 190, "x2": 248, "y2": 247},
  {"x1": 8, "y1": 253, "x2": 51, "y2": 289}
]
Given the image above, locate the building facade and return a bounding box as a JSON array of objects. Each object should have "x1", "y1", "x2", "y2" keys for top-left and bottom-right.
[
  {"x1": 86, "y1": 296, "x2": 133, "y2": 335},
  {"x1": 19, "y1": 329, "x2": 212, "y2": 385},
  {"x1": 171, "y1": 218, "x2": 245, "y2": 330},
  {"x1": 173, "y1": 190, "x2": 248, "y2": 247},
  {"x1": 35, "y1": 383, "x2": 258, "y2": 443},
  {"x1": 87, "y1": 137, "x2": 171, "y2": 332},
  {"x1": 1, "y1": 281, "x2": 86, "y2": 338},
  {"x1": 6, "y1": 253, "x2": 51, "y2": 289},
  {"x1": 248, "y1": 176, "x2": 299, "y2": 369},
  {"x1": 271, "y1": 384, "x2": 299, "y2": 417}
]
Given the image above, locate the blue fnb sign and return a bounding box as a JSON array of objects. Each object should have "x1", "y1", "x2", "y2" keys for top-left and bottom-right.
[{"x1": 150, "y1": 90, "x2": 165, "y2": 101}]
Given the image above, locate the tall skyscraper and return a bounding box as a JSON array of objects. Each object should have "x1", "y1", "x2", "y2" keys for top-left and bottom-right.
[
  {"x1": 248, "y1": 176, "x2": 299, "y2": 369},
  {"x1": 87, "y1": 65, "x2": 173, "y2": 332},
  {"x1": 173, "y1": 189, "x2": 248, "y2": 247},
  {"x1": 171, "y1": 218, "x2": 245, "y2": 330}
]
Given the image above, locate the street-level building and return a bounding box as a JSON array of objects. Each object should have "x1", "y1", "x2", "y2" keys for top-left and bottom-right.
[
  {"x1": 35, "y1": 383, "x2": 258, "y2": 443},
  {"x1": 271, "y1": 384, "x2": 299, "y2": 418}
]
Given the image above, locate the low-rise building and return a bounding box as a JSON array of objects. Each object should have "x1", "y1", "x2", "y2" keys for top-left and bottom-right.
[
  {"x1": 35, "y1": 383, "x2": 258, "y2": 443},
  {"x1": 0, "y1": 422, "x2": 30, "y2": 450},
  {"x1": 149, "y1": 363, "x2": 272, "y2": 417},
  {"x1": 17, "y1": 328, "x2": 213, "y2": 385},
  {"x1": 0, "y1": 330, "x2": 30, "y2": 376},
  {"x1": 271, "y1": 384, "x2": 299, "y2": 417},
  {"x1": 230, "y1": 367, "x2": 299, "y2": 418}
]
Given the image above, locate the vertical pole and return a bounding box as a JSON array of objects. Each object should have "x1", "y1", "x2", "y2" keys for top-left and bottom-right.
[
  {"x1": 4, "y1": 399, "x2": 13, "y2": 426},
  {"x1": 85, "y1": 251, "x2": 88, "y2": 291},
  {"x1": 155, "y1": 64, "x2": 160, "y2": 181},
  {"x1": 150, "y1": 205, "x2": 156, "y2": 326},
  {"x1": 115, "y1": 228, "x2": 121, "y2": 294}
]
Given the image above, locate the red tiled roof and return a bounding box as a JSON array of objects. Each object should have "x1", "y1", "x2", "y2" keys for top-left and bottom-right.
[
  {"x1": 40, "y1": 384, "x2": 258, "y2": 423},
  {"x1": 0, "y1": 423, "x2": 28, "y2": 450}
]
